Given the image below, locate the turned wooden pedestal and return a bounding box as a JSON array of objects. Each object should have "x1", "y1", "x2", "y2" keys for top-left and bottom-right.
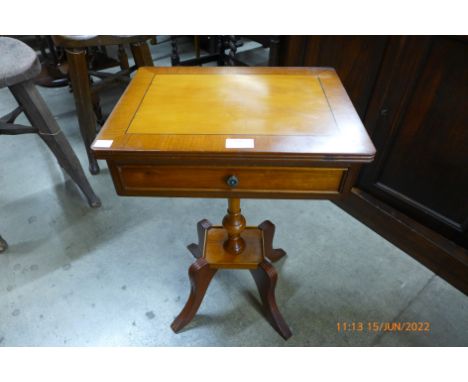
[{"x1": 171, "y1": 198, "x2": 292, "y2": 340}]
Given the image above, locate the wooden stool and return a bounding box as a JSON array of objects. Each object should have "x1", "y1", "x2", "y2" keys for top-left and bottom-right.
[
  {"x1": 0, "y1": 37, "x2": 101, "y2": 251},
  {"x1": 52, "y1": 35, "x2": 154, "y2": 174},
  {"x1": 171, "y1": 198, "x2": 292, "y2": 339}
]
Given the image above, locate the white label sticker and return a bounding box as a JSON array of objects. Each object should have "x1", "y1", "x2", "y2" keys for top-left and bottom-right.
[
  {"x1": 225, "y1": 138, "x2": 255, "y2": 149},
  {"x1": 93, "y1": 140, "x2": 113, "y2": 148}
]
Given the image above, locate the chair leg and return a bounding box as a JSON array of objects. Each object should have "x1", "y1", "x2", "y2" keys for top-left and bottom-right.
[
  {"x1": 0, "y1": 235, "x2": 7, "y2": 253},
  {"x1": 130, "y1": 41, "x2": 154, "y2": 67},
  {"x1": 8, "y1": 80, "x2": 101, "y2": 208},
  {"x1": 170, "y1": 37, "x2": 180, "y2": 66},
  {"x1": 268, "y1": 36, "x2": 281, "y2": 66},
  {"x1": 227, "y1": 35, "x2": 237, "y2": 66},
  {"x1": 65, "y1": 47, "x2": 100, "y2": 174},
  {"x1": 217, "y1": 36, "x2": 226, "y2": 66},
  {"x1": 118, "y1": 44, "x2": 130, "y2": 70}
]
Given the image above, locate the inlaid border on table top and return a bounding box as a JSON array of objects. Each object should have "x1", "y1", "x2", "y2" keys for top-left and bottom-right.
[{"x1": 92, "y1": 67, "x2": 375, "y2": 163}]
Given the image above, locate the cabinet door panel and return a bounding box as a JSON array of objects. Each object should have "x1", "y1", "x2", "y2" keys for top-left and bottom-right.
[{"x1": 360, "y1": 36, "x2": 468, "y2": 247}]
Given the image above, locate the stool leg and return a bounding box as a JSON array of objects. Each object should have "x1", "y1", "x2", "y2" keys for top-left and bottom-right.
[
  {"x1": 171, "y1": 258, "x2": 218, "y2": 333},
  {"x1": 187, "y1": 219, "x2": 212, "y2": 259},
  {"x1": 250, "y1": 260, "x2": 292, "y2": 340},
  {"x1": 0, "y1": 235, "x2": 7, "y2": 253},
  {"x1": 9, "y1": 81, "x2": 101, "y2": 208},
  {"x1": 130, "y1": 41, "x2": 154, "y2": 67},
  {"x1": 258, "y1": 220, "x2": 287, "y2": 262},
  {"x1": 65, "y1": 47, "x2": 100, "y2": 174}
]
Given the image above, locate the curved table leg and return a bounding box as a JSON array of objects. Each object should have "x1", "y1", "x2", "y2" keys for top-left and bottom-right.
[
  {"x1": 250, "y1": 260, "x2": 292, "y2": 340},
  {"x1": 0, "y1": 235, "x2": 7, "y2": 253},
  {"x1": 187, "y1": 219, "x2": 212, "y2": 259},
  {"x1": 171, "y1": 258, "x2": 218, "y2": 333},
  {"x1": 259, "y1": 220, "x2": 286, "y2": 262}
]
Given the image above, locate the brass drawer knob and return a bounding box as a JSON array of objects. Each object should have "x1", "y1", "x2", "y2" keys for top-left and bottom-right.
[{"x1": 226, "y1": 175, "x2": 239, "y2": 188}]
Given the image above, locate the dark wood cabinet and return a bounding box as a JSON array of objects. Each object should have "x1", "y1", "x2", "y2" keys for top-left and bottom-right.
[
  {"x1": 360, "y1": 36, "x2": 468, "y2": 248},
  {"x1": 279, "y1": 36, "x2": 468, "y2": 293}
]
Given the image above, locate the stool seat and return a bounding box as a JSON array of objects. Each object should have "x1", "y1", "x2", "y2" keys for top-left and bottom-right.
[
  {"x1": 52, "y1": 35, "x2": 152, "y2": 48},
  {"x1": 0, "y1": 37, "x2": 41, "y2": 89},
  {"x1": 0, "y1": 37, "x2": 101, "y2": 251}
]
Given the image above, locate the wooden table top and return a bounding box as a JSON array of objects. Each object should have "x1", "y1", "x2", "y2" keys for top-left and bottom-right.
[{"x1": 92, "y1": 67, "x2": 375, "y2": 163}]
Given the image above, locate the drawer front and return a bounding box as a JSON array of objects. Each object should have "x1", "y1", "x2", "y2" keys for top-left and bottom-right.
[{"x1": 113, "y1": 165, "x2": 348, "y2": 197}]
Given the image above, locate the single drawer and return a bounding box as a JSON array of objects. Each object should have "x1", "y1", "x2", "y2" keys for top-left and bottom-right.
[{"x1": 113, "y1": 164, "x2": 348, "y2": 197}]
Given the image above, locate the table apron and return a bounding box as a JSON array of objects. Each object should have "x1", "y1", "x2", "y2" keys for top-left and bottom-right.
[{"x1": 108, "y1": 163, "x2": 353, "y2": 199}]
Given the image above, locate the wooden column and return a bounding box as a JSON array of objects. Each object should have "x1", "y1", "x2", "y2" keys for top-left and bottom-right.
[{"x1": 222, "y1": 198, "x2": 246, "y2": 254}]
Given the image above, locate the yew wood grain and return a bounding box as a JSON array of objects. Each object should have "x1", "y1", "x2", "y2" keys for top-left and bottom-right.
[
  {"x1": 92, "y1": 67, "x2": 375, "y2": 163},
  {"x1": 127, "y1": 74, "x2": 336, "y2": 136}
]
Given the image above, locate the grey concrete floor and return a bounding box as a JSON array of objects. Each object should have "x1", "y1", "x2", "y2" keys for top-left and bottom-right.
[{"x1": 0, "y1": 37, "x2": 467, "y2": 347}]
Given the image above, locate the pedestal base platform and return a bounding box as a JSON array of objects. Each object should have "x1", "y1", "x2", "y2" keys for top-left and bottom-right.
[
  {"x1": 171, "y1": 212, "x2": 292, "y2": 340},
  {"x1": 204, "y1": 227, "x2": 263, "y2": 269}
]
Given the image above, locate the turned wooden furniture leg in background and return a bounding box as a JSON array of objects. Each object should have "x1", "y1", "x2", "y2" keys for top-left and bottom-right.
[
  {"x1": 65, "y1": 47, "x2": 100, "y2": 175},
  {"x1": 130, "y1": 41, "x2": 154, "y2": 67},
  {"x1": 250, "y1": 260, "x2": 292, "y2": 340},
  {"x1": 9, "y1": 80, "x2": 101, "y2": 208},
  {"x1": 217, "y1": 36, "x2": 226, "y2": 66},
  {"x1": 259, "y1": 220, "x2": 287, "y2": 262},
  {"x1": 117, "y1": 44, "x2": 130, "y2": 70},
  {"x1": 268, "y1": 36, "x2": 281, "y2": 66},
  {"x1": 0, "y1": 235, "x2": 7, "y2": 253},
  {"x1": 227, "y1": 35, "x2": 237, "y2": 66},
  {"x1": 170, "y1": 37, "x2": 180, "y2": 66},
  {"x1": 187, "y1": 219, "x2": 212, "y2": 259},
  {"x1": 171, "y1": 258, "x2": 218, "y2": 333}
]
